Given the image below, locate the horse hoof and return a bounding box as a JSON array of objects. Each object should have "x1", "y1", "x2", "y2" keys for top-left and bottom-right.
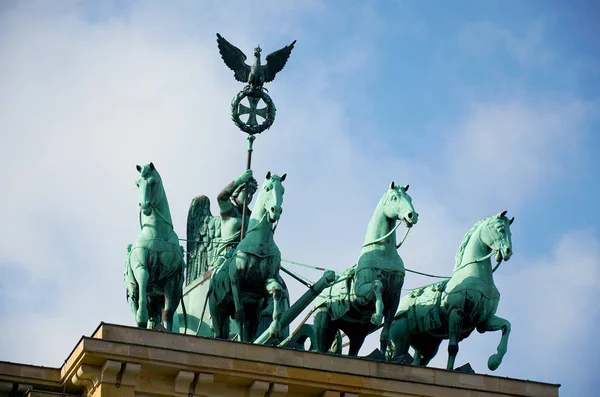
[
  {"x1": 487, "y1": 354, "x2": 501, "y2": 371},
  {"x1": 371, "y1": 314, "x2": 383, "y2": 325}
]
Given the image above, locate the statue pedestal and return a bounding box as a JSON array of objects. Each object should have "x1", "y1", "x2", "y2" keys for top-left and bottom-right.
[{"x1": 0, "y1": 323, "x2": 560, "y2": 397}]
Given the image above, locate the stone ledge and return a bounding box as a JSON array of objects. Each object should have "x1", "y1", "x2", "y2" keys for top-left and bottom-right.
[
  {"x1": 0, "y1": 323, "x2": 560, "y2": 397},
  {"x1": 89, "y1": 323, "x2": 559, "y2": 395}
]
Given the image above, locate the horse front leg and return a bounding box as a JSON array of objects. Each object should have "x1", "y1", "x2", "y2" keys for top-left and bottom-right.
[
  {"x1": 477, "y1": 315, "x2": 511, "y2": 371},
  {"x1": 372, "y1": 280, "x2": 384, "y2": 325},
  {"x1": 266, "y1": 278, "x2": 283, "y2": 337},
  {"x1": 380, "y1": 292, "x2": 400, "y2": 360},
  {"x1": 131, "y1": 251, "x2": 150, "y2": 328},
  {"x1": 446, "y1": 308, "x2": 465, "y2": 370},
  {"x1": 389, "y1": 314, "x2": 411, "y2": 361},
  {"x1": 354, "y1": 279, "x2": 384, "y2": 326},
  {"x1": 230, "y1": 256, "x2": 247, "y2": 341},
  {"x1": 162, "y1": 255, "x2": 185, "y2": 333}
]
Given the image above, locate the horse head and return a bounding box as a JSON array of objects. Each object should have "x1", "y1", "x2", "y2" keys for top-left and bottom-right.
[
  {"x1": 382, "y1": 182, "x2": 419, "y2": 228},
  {"x1": 481, "y1": 210, "x2": 514, "y2": 262},
  {"x1": 261, "y1": 171, "x2": 286, "y2": 223},
  {"x1": 135, "y1": 162, "x2": 161, "y2": 216}
]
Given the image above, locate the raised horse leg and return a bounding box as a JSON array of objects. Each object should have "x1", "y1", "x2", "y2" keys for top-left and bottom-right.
[
  {"x1": 477, "y1": 315, "x2": 511, "y2": 371},
  {"x1": 354, "y1": 279, "x2": 384, "y2": 325},
  {"x1": 446, "y1": 308, "x2": 465, "y2": 370},
  {"x1": 265, "y1": 277, "x2": 283, "y2": 337}
]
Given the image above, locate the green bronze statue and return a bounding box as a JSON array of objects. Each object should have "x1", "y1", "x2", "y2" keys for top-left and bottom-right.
[
  {"x1": 312, "y1": 182, "x2": 419, "y2": 357},
  {"x1": 216, "y1": 33, "x2": 296, "y2": 92},
  {"x1": 186, "y1": 169, "x2": 258, "y2": 282},
  {"x1": 208, "y1": 172, "x2": 287, "y2": 342},
  {"x1": 389, "y1": 211, "x2": 514, "y2": 371},
  {"x1": 215, "y1": 169, "x2": 258, "y2": 263},
  {"x1": 124, "y1": 163, "x2": 187, "y2": 332},
  {"x1": 216, "y1": 33, "x2": 296, "y2": 135}
]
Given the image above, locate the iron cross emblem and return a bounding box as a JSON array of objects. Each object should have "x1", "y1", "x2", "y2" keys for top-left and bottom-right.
[{"x1": 238, "y1": 96, "x2": 268, "y2": 126}]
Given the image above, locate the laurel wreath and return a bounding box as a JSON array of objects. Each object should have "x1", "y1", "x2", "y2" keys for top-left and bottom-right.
[{"x1": 230, "y1": 88, "x2": 276, "y2": 135}]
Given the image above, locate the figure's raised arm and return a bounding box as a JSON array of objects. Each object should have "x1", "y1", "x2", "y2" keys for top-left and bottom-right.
[{"x1": 217, "y1": 169, "x2": 254, "y2": 216}]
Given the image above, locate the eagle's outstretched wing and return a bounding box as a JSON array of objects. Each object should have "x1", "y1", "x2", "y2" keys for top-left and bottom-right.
[
  {"x1": 262, "y1": 40, "x2": 297, "y2": 83},
  {"x1": 216, "y1": 33, "x2": 251, "y2": 83},
  {"x1": 186, "y1": 195, "x2": 222, "y2": 285}
]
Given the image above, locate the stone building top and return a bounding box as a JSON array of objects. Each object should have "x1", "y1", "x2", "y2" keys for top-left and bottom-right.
[{"x1": 0, "y1": 323, "x2": 560, "y2": 397}]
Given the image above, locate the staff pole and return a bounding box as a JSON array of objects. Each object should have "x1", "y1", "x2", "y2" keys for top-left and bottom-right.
[{"x1": 240, "y1": 135, "x2": 256, "y2": 241}]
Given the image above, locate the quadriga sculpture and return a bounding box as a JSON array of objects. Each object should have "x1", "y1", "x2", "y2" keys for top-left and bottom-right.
[
  {"x1": 312, "y1": 182, "x2": 419, "y2": 356},
  {"x1": 124, "y1": 162, "x2": 186, "y2": 332},
  {"x1": 208, "y1": 171, "x2": 287, "y2": 342},
  {"x1": 389, "y1": 211, "x2": 514, "y2": 370}
]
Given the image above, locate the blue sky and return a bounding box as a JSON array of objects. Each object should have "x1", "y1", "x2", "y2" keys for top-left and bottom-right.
[{"x1": 0, "y1": 1, "x2": 599, "y2": 396}]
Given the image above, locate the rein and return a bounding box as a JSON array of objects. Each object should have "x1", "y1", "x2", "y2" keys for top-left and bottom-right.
[
  {"x1": 244, "y1": 212, "x2": 279, "y2": 236},
  {"x1": 138, "y1": 203, "x2": 174, "y2": 231},
  {"x1": 452, "y1": 251, "x2": 496, "y2": 273},
  {"x1": 361, "y1": 220, "x2": 411, "y2": 249}
]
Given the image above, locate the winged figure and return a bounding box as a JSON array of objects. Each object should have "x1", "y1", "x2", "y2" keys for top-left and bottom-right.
[{"x1": 216, "y1": 33, "x2": 296, "y2": 90}]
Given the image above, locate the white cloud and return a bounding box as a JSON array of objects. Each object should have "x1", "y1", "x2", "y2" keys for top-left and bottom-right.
[
  {"x1": 459, "y1": 19, "x2": 555, "y2": 67},
  {"x1": 444, "y1": 100, "x2": 593, "y2": 214}
]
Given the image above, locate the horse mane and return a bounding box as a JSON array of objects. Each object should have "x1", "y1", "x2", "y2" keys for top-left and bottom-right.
[{"x1": 454, "y1": 215, "x2": 494, "y2": 269}]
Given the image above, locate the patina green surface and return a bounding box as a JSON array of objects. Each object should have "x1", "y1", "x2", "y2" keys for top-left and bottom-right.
[
  {"x1": 389, "y1": 211, "x2": 514, "y2": 370},
  {"x1": 185, "y1": 169, "x2": 290, "y2": 340},
  {"x1": 117, "y1": 34, "x2": 521, "y2": 375},
  {"x1": 312, "y1": 182, "x2": 419, "y2": 357},
  {"x1": 208, "y1": 172, "x2": 288, "y2": 342},
  {"x1": 216, "y1": 33, "x2": 296, "y2": 91},
  {"x1": 216, "y1": 33, "x2": 296, "y2": 135},
  {"x1": 124, "y1": 163, "x2": 186, "y2": 332},
  {"x1": 186, "y1": 169, "x2": 257, "y2": 283}
]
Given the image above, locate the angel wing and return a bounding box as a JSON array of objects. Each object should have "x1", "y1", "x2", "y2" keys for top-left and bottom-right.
[
  {"x1": 262, "y1": 40, "x2": 296, "y2": 83},
  {"x1": 216, "y1": 33, "x2": 251, "y2": 83},
  {"x1": 186, "y1": 195, "x2": 222, "y2": 285}
]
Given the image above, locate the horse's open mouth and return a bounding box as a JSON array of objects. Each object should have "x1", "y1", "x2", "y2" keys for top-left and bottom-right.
[
  {"x1": 268, "y1": 216, "x2": 278, "y2": 223},
  {"x1": 404, "y1": 217, "x2": 415, "y2": 228}
]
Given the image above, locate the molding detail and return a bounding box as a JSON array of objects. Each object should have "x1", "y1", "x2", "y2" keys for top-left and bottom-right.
[
  {"x1": 269, "y1": 383, "x2": 288, "y2": 397},
  {"x1": 174, "y1": 370, "x2": 195, "y2": 394},
  {"x1": 0, "y1": 382, "x2": 13, "y2": 393},
  {"x1": 0, "y1": 381, "x2": 33, "y2": 394},
  {"x1": 100, "y1": 360, "x2": 121, "y2": 384},
  {"x1": 249, "y1": 380, "x2": 270, "y2": 397},
  {"x1": 120, "y1": 362, "x2": 141, "y2": 387},
  {"x1": 321, "y1": 392, "x2": 341, "y2": 397},
  {"x1": 194, "y1": 372, "x2": 215, "y2": 396},
  {"x1": 72, "y1": 364, "x2": 101, "y2": 394}
]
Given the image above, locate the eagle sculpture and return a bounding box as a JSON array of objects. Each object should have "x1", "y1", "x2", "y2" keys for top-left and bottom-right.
[{"x1": 216, "y1": 33, "x2": 296, "y2": 90}]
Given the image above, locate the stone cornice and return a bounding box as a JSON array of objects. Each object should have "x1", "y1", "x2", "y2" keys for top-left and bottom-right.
[{"x1": 0, "y1": 323, "x2": 560, "y2": 397}]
